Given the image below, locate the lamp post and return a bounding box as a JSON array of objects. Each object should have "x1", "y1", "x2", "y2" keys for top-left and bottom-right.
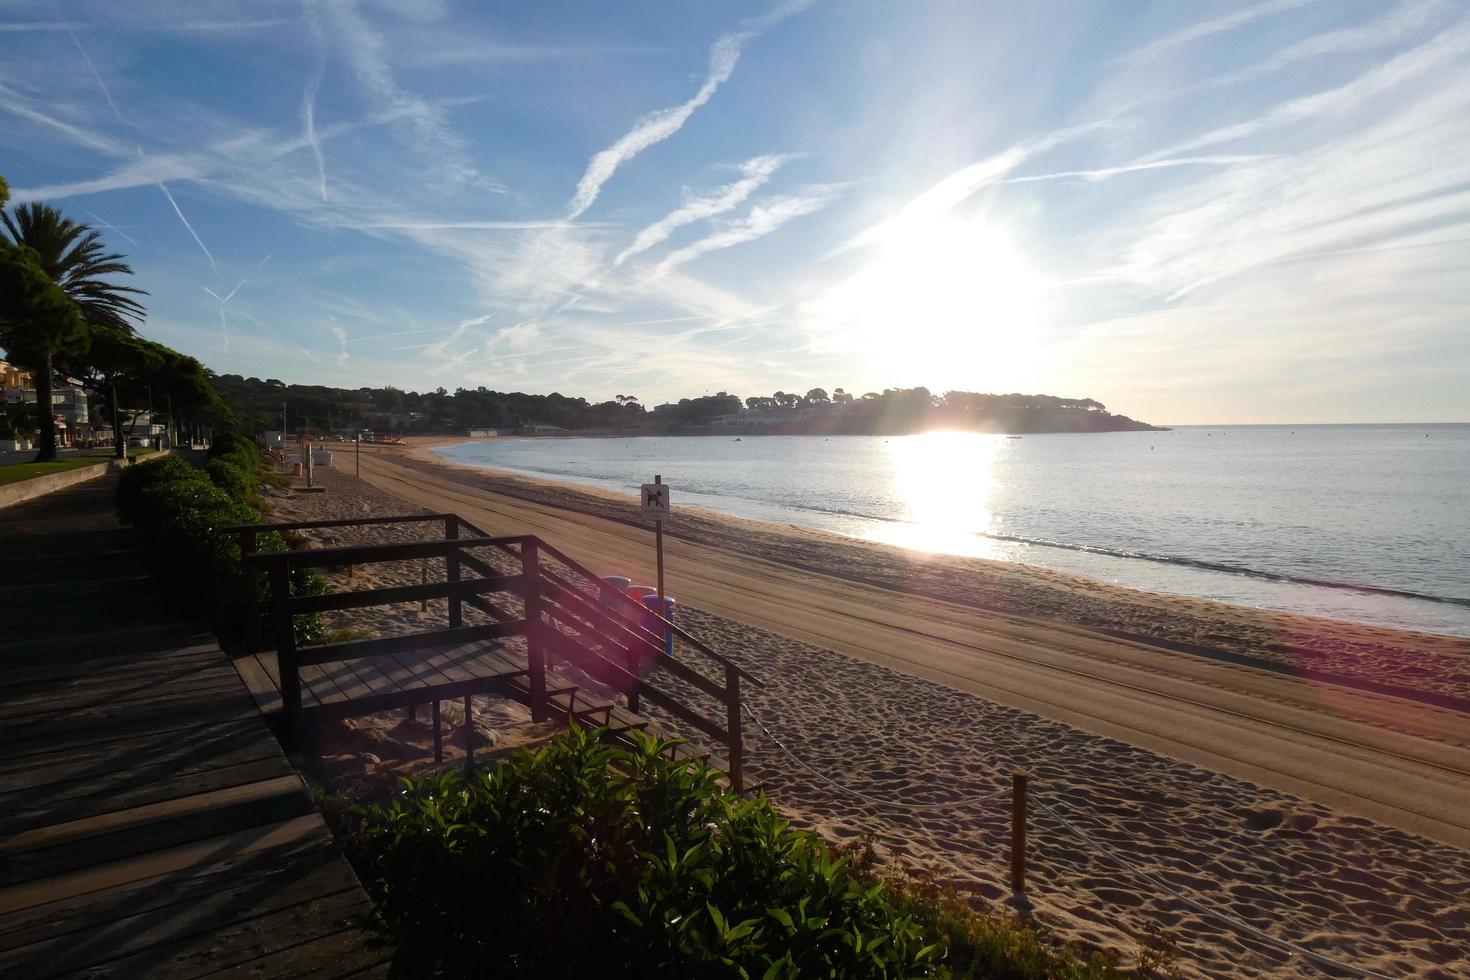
[{"x1": 144, "y1": 385, "x2": 154, "y2": 450}]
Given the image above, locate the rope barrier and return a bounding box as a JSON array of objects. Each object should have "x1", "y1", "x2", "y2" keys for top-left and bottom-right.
[
  {"x1": 742, "y1": 703, "x2": 1009, "y2": 811},
  {"x1": 1033, "y1": 798, "x2": 1396, "y2": 980}
]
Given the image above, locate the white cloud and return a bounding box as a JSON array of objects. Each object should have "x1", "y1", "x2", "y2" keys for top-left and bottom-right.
[
  {"x1": 614, "y1": 154, "x2": 789, "y2": 266},
  {"x1": 330, "y1": 323, "x2": 350, "y2": 365},
  {"x1": 565, "y1": 0, "x2": 815, "y2": 219},
  {"x1": 650, "y1": 191, "x2": 836, "y2": 279},
  {"x1": 1123, "y1": 0, "x2": 1321, "y2": 64}
]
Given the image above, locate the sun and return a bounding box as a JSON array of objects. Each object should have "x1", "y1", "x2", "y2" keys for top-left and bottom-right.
[{"x1": 817, "y1": 215, "x2": 1042, "y2": 390}]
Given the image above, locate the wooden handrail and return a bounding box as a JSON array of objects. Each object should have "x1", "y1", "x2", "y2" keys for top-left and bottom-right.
[
  {"x1": 539, "y1": 572, "x2": 731, "y2": 704},
  {"x1": 291, "y1": 620, "x2": 527, "y2": 667},
  {"x1": 288, "y1": 573, "x2": 522, "y2": 615},
  {"x1": 226, "y1": 513, "x2": 453, "y2": 534},
  {"x1": 535, "y1": 538, "x2": 764, "y2": 688},
  {"x1": 242, "y1": 535, "x2": 518, "y2": 569}
]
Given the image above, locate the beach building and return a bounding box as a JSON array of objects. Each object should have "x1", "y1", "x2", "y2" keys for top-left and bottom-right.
[
  {"x1": 519, "y1": 423, "x2": 564, "y2": 436},
  {"x1": 466, "y1": 427, "x2": 501, "y2": 437}
]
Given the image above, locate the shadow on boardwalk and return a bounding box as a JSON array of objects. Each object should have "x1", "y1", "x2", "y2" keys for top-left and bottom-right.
[{"x1": 0, "y1": 477, "x2": 389, "y2": 978}]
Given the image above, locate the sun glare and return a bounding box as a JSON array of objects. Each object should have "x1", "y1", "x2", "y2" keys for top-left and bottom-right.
[
  {"x1": 821, "y1": 216, "x2": 1043, "y2": 390},
  {"x1": 867, "y1": 431, "x2": 1007, "y2": 557}
]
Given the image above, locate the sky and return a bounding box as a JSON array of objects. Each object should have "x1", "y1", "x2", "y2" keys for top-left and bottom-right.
[{"x1": 2, "y1": 0, "x2": 1467, "y2": 425}]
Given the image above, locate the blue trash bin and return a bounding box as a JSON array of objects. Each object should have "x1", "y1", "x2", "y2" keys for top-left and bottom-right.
[{"x1": 640, "y1": 594, "x2": 676, "y2": 658}]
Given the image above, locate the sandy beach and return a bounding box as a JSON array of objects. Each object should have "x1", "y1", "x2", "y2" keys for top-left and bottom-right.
[{"x1": 274, "y1": 439, "x2": 1470, "y2": 978}]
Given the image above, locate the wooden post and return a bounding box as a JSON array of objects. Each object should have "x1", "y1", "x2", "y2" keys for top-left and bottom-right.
[
  {"x1": 726, "y1": 664, "x2": 744, "y2": 794},
  {"x1": 654, "y1": 474, "x2": 665, "y2": 607},
  {"x1": 432, "y1": 700, "x2": 442, "y2": 762},
  {"x1": 240, "y1": 529, "x2": 259, "y2": 653},
  {"x1": 463, "y1": 695, "x2": 474, "y2": 771},
  {"x1": 445, "y1": 515, "x2": 462, "y2": 628},
  {"x1": 269, "y1": 564, "x2": 302, "y2": 746},
  {"x1": 1011, "y1": 770, "x2": 1028, "y2": 893},
  {"x1": 521, "y1": 538, "x2": 547, "y2": 722},
  {"x1": 355, "y1": 433, "x2": 361, "y2": 477}
]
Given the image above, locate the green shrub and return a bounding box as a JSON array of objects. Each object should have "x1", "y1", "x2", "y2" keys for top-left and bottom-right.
[
  {"x1": 205, "y1": 457, "x2": 254, "y2": 500},
  {"x1": 208, "y1": 431, "x2": 260, "y2": 466},
  {"x1": 116, "y1": 453, "x2": 328, "y2": 648},
  {"x1": 348, "y1": 727, "x2": 942, "y2": 978},
  {"x1": 116, "y1": 454, "x2": 198, "y2": 525}
]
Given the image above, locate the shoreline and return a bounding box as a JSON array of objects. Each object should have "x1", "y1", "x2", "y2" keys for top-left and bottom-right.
[
  {"x1": 401, "y1": 437, "x2": 1470, "y2": 706},
  {"x1": 279, "y1": 448, "x2": 1470, "y2": 977}
]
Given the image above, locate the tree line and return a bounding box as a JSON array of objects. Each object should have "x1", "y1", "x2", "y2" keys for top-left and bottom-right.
[{"x1": 1, "y1": 179, "x2": 230, "y2": 461}]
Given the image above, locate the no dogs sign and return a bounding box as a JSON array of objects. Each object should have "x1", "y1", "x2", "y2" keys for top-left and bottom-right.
[{"x1": 640, "y1": 482, "x2": 670, "y2": 519}]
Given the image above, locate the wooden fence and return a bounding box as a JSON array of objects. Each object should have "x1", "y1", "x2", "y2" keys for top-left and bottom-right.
[{"x1": 232, "y1": 514, "x2": 760, "y2": 790}]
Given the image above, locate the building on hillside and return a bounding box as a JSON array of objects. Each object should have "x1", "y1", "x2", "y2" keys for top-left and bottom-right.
[
  {"x1": 466, "y1": 428, "x2": 500, "y2": 437},
  {"x1": 519, "y1": 423, "x2": 564, "y2": 436}
]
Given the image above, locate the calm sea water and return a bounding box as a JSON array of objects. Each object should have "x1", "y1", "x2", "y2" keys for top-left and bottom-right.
[{"x1": 435, "y1": 425, "x2": 1470, "y2": 637}]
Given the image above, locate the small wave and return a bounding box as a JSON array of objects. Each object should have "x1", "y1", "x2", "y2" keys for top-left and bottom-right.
[{"x1": 773, "y1": 502, "x2": 1470, "y2": 609}]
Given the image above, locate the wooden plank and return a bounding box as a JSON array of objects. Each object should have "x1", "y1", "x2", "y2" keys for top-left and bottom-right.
[
  {"x1": 0, "y1": 829, "x2": 345, "y2": 952},
  {"x1": 0, "y1": 846, "x2": 364, "y2": 975},
  {"x1": 0, "y1": 739, "x2": 286, "y2": 814},
  {"x1": 0, "y1": 718, "x2": 272, "y2": 780},
  {"x1": 0, "y1": 813, "x2": 329, "y2": 916},
  {"x1": 1, "y1": 776, "x2": 307, "y2": 856},
  {"x1": 292, "y1": 620, "x2": 526, "y2": 667},
  {"x1": 298, "y1": 661, "x2": 358, "y2": 707},
  {"x1": 2, "y1": 760, "x2": 295, "y2": 837},
  {"x1": 232, "y1": 653, "x2": 283, "y2": 715},
  {"x1": 44, "y1": 888, "x2": 379, "y2": 980}
]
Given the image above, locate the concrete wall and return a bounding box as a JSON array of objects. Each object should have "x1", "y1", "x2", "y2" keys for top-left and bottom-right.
[{"x1": 0, "y1": 451, "x2": 171, "y2": 510}]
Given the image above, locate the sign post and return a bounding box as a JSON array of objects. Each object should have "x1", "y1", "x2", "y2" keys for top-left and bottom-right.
[{"x1": 640, "y1": 475, "x2": 671, "y2": 607}]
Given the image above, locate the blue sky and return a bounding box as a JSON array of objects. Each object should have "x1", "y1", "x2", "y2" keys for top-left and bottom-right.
[{"x1": 3, "y1": 0, "x2": 1467, "y2": 424}]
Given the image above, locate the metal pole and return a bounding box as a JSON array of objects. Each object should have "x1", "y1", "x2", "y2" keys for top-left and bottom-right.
[{"x1": 355, "y1": 432, "x2": 361, "y2": 476}]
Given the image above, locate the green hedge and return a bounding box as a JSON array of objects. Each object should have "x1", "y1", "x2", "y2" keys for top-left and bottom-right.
[
  {"x1": 116, "y1": 453, "x2": 327, "y2": 647},
  {"x1": 207, "y1": 431, "x2": 260, "y2": 466},
  {"x1": 349, "y1": 726, "x2": 942, "y2": 978}
]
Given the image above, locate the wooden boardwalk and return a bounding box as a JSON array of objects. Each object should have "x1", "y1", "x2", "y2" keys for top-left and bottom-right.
[{"x1": 0, "y1": 478, "x2": 389, "y2": 978}]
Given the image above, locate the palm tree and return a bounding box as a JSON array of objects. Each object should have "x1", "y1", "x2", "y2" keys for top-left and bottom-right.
[{"x1": 1, "y1": 204, "x2": 146, "y2": 460}]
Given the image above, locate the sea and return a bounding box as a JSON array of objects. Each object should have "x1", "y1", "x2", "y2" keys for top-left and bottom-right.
[{"x1": 434, "y1": 425, "x2": 1470, "y2": 638}]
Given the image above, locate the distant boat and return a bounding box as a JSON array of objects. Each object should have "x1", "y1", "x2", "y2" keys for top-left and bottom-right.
[
  {"x1": 1006, "y1": 435, "x2": 1023, "y2": 439},
  {"x1": 734, "y1": 437, "x2": 742, "y2": 441}
]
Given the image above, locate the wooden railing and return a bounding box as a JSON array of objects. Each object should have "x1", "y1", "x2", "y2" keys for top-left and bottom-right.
[{"x1": 232, "y1": 514, "x2": 760, "y2": 790}]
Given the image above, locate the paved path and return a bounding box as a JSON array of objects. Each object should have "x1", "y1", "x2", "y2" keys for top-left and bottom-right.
[{"x1": 0, "y1": 478, "x2": 389, "y2": 978}]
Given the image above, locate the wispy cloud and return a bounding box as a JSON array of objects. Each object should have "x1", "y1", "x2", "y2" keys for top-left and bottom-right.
[
  {"x1": 615, "y1": 154, "x2": 789, "y2": 266},
  {"x1": 0, "y1": 21, "x2": 72, "y2": 32},
  {"x1": 1123, "y1": 0, "x2": 1321, "y2": 64},
  {"x1": 307, "y1": 0, "x2": 505, "y2": 193},
  {"x1": 0, "y1": 83, "x2": 129, "y2": 157},
  {"x1": 1001, "y1": 155, "x2": 1269, "y2": 185},
  {"x1": 158, "y1": 181, "x2": 218, "y2": 276},
  {"x1": 330, "y1": 322, "x2": 350, "y2": 365},
  {"x1": 650, "y1": 190, "x2": 835, "y2": 279},
  {"x1": 302, "y1": 62, "x2": 328, "y2": 202},
  {"x1": 424, "y1": 313, "x2": 493, "y2": 358},
  {"x1": 565, "y1": 0, "x2": 815, "y2": 219}
]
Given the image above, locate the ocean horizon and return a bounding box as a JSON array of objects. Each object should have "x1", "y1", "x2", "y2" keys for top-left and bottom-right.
[{"x1": 435, "y1": 423, "x2": 1470, "y2": 638}]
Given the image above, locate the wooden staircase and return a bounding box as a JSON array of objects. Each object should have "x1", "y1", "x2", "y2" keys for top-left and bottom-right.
[{"x1": 231, "y1": 513, "x2": 760, "y2": 790}]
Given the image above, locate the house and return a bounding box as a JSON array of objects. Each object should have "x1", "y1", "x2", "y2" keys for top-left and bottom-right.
[
  {"x1": 5, "y1": 381, "x2": 91, "y2": 447},
  {"x1": 466, "y1": 428, "x2": 500, "y2": 437},
  {"x1": 519, "y1": 423, "x2": 564, "y2": 436}
]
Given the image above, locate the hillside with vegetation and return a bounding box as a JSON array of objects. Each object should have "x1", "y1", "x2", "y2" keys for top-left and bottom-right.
[{"x1": 214, "y1": 374, "x2": 1161, "y2": 436}]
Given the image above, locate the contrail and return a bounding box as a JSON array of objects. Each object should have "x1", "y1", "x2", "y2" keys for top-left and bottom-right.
[
  {"x1": 158, "y1": 181, "x2": 218, "y2": 276},
  {"x1": 58, "y1": 4, "x2": 126, "y2": 125},
  {"x1": 201, "y1": 286, "x2": 231, "y2": 351},
  {"x1": 85, "y1": 209, "x2": 137, "y2": 245},
  {"x1": 303, "y1": 61, "x2": 328, "y2": 202}
]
